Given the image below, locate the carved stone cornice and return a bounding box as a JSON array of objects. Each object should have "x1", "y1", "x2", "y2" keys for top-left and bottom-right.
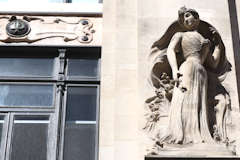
[{"x1": 0, "y1": 15, "x2": 102, "y2": 46}]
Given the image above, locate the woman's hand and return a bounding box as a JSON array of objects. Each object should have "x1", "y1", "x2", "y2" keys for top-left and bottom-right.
[
  {"x1": 207, "y1": 27, "x2": 224, "y2": 69},
  {"x1": 173, "y1": 70, "x2": 182, "y2": 86},
  {"x1": 172, "y1": 70, "x2": 180, "y2": 81}
]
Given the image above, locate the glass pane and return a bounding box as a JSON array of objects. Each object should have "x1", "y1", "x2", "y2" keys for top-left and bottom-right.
[
  {"x1": 48, "y1": 0, "x2": 63, "y2": 2},
  {"x1": 71, "y1": 0, "x2": 99, "y2": 3},
  {"x1": 66, "y1": 86, "x2": 97, "y2": 121},
  {"x1": 0, "y1": 84, "x2": 54, "y2": 107},
  {"x1": 10, "y1": 116, "x2": 49, "y2": 160},
  {"x1": 67, "y1": 59, "x2": 99, "y2": 79},
  {"x1": 63, "y1": 123, "x2": 96, "y2": 160},
  {"x1": 0, "y1": 58, "x2": 54, "y2": 77}
]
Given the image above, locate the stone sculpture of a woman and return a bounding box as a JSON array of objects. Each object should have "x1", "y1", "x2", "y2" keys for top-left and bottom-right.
[
  {"x1": 145, "y1": 6, "x2": 232, "y2": 147},
  {"x1": 161, "y1": 7, "x2": 219, "y2": 144}
]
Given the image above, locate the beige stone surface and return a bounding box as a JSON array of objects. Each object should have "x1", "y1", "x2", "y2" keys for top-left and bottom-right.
[
  {"x1": 99, "y1": 0, "x2": 141, "y2": 159},
  {"x1": 138, "y1": 1, "x2": 239, "y2": 107},
  {"x1": 99, "y1": 0, "x2": 116, "y2": 159},
  {"x1": 139, "y1": 0, "x2": 240, "y2": 158},
  {"x1": 100, "y1": 0, "x2": 240, "y2": 159},
  {"x1": 0, "y1": 15, "x2": 102, "y2": 46},
  {"x1": 0, "y1": 1, "x2": 239, "y2": 160}
]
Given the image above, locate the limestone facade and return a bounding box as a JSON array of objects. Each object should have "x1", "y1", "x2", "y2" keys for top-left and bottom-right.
[
  {"x1": 0, "y1": 0, "x2": 240, "y2": 160},
  {"x1": 101, "y1": 0, "x2": 240, "y2": 159}
]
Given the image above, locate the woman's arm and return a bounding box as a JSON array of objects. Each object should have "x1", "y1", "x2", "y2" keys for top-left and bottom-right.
[
  {"x1": 167, "y1": 32, "x2": 182, "y2": 80},
  {"x1": 205, "y1": 28, "x2": 225, "y2": 69},
  {"x1": 211, "y1": 44, "x2": 223, "y2": 69}
]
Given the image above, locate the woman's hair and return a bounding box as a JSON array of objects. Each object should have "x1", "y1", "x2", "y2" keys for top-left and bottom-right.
[{"x1": 178, "y1": 6, "x2": 199, "y2": 26}]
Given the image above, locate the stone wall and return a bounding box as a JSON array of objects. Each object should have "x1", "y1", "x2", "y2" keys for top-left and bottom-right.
[
  {"x1": 99, "y1": 0, "x2": 141, "y2": 159},
  {"x1": 101, "y1": 0, "x2": 240, "y2": 159}
]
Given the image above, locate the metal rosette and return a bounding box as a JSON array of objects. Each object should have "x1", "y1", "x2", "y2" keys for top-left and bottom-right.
[{"x1": 6, "y1": 19, "x2": 31, "y2": 38}]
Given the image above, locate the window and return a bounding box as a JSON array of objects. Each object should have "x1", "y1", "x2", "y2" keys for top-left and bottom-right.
[
  {"x1": 9, "y1": 115, "x2": 50, "y2": 160},
  {"x1": 63, "y1": 86, "x2": 98, "y2": 160},
  {"x1": 0, "y1": 46, "x2": 101, "y2": 160}
]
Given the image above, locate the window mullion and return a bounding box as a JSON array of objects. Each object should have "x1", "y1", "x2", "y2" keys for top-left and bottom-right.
[
  {"x1": 95, "y1": 85, "x2": 100, "y2": 160},
  {"x1": 4, "y1": 113, "x2": 13, "y2": 160},
  {"x1": 57, "y1": 49, "x2": 67, "y2": 82},
  {"x1": 56, "y1": 48, "x2": 67, "y2": 160},
  {"x1": 0, "y1": 114, "x2": 9, "y2": 160},
  {"x1": 58, "y1": 85, "x2": 67, "y2": 160},
  {"x1": 48, "y1": 86, "x2": 63, "y2": 160}
]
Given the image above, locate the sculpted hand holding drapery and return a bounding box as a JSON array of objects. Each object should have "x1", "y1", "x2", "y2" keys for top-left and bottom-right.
[{"x1": 144, "y1": 7, "x2": 234, "y2": 155}]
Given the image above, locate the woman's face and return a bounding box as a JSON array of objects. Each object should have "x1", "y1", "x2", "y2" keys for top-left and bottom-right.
[{"x1": 183, "y1": 12, "x2": 199, "y2": 30}]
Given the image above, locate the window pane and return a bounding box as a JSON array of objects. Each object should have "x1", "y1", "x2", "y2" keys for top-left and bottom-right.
[
  {"x1": 48, "y1": 0, "x2": 63, "y2": 2},
  {"x1": 71, "y1": 0, "x2": 99, "y2": 3},
  {"x1": 66, "y1": 86, "x2": 97, "y2": 121},
  {"x1": 0, "y1": 58, "x2": 54, "y2": 77},
  {"x1": 10, "y1": 116, "x2": 49, "y2": 160},
  {"x1": 0, "y1": 84, "x2": 54, "y2": 107},
  {"x1": 63, "y1": 123, "x2": 96, "y2": 160},
  {"x1": 67, "y1": 59, "x2": 99, "y2": 79}
]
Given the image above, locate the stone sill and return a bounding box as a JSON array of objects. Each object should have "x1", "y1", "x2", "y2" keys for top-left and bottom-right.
[{"x1": 0, "y1": 3, "x2": 102, "y2": 16}]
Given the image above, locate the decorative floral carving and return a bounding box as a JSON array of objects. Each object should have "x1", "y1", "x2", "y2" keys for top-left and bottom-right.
[{"x1": 144, "y1": 72, "x2": 174, "y2": 132}]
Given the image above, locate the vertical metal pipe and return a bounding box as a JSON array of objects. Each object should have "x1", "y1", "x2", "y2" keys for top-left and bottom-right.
[{"x1": 228, "y1": 0, "x2": 240, "y2": 110}]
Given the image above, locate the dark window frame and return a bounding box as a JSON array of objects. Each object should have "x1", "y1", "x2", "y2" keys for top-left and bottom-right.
[
  {"x1": 58, "y1": 84, "x2": 100, "y2": 160},
  {"x1": 65, "y1": 0, "x2": 102, "y2": 3},
  {"x1": 0, "y1": 57, "x2": 58, "y2": 80},
  {"x1": 0, "y1": 113, "x2": 9, "y2": 160},
  {"x1": 0, "y1": 82, "x2": 57, "y2": 109},
  {"x1": 65, "y1": 58, "x2": 101, "y2": 81},
  {"x1": 0, "y1": 46, "x2": 101, "y2": 160},
  {"x1": 5, "y1": 113, "x2": 56, "y2": 160}
]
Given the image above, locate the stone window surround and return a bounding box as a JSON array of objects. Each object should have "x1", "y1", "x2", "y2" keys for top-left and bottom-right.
[{"x1": 0, "y1": 3, "x2": 103, "y2": 15}]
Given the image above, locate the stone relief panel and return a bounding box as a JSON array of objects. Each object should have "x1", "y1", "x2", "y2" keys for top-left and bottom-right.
[
  {"x1": 143, "y1": 6, "x2": 240, "y2": 158},
  {"x1": 0, "y1": 15, "x2": 102, "y2": 45}
]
